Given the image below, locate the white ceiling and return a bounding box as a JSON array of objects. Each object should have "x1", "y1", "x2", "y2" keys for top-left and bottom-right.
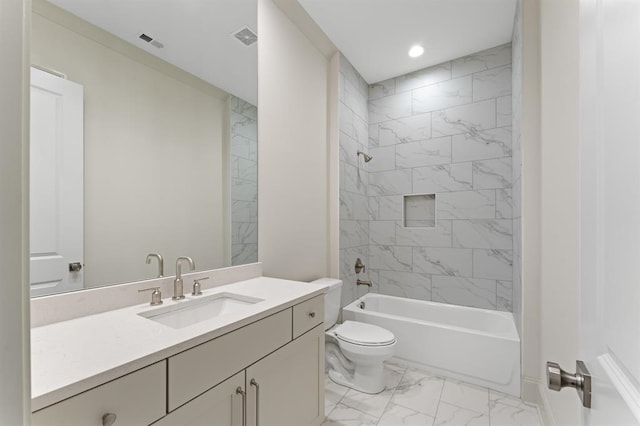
[
  {"x1": 50, "y1": 0, "x2": 258, "y2": 105},
  {"x1": 297, "y1": 0, "x2": 517, "y2": 84}
]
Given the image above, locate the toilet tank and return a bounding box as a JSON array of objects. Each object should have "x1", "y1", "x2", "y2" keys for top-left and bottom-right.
[{"x1": 310, "y1": 278, "x2": 342, "y2": 330}]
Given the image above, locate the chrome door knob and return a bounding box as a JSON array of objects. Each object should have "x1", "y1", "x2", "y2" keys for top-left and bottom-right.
[{"x1": 546, "y1": 360, "x2": 591, "y2": 408}]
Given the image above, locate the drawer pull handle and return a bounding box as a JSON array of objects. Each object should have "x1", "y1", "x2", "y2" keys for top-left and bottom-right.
[
  {"x1": 236, "y1": 387, "x2": 246, "y2": 426},
  {"x1": 250, "y1": 379, "x2": 260, "y2": 426},
  {"x1": 102, "y1": 413, "x2": 117, "y2": 426},
  {"x1": 308, "y1": 312, "x2": 316, "y2": 318}
]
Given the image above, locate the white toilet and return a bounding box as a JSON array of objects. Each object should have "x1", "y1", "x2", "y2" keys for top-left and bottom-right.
[{"x1": 312, "y1": 278, "x2": 396, "y2": 394}]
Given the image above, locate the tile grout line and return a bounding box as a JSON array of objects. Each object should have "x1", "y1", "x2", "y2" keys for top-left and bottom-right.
[{"x1": 375, "y1": 365, "x2": 408, "y2": 426}]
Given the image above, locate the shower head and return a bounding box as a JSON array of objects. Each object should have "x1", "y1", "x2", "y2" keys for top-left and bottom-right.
[{"x1": 357, "y1": 150, "x2": 373, "y2": 163}]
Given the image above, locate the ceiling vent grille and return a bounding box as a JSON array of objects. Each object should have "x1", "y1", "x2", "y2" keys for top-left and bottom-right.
[
  {"x1": 138, "y1": 33, "x2": 164, "y2": 49},
  {"x1": 232, "y1": 26, "x2": 257, "y2": 47}
]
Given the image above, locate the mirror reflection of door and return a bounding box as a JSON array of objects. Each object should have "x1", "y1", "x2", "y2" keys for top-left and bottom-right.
[{"x1": 30, "y1": 67, "x2": 84, "y2": 297}]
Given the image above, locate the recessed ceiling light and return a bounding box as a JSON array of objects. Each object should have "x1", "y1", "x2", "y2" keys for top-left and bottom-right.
[{"x1": 408, "y1": 45, "x2": 424, "y2": 58}]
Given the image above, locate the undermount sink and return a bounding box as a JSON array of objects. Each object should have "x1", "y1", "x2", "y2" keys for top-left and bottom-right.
[{"x1": 138, "y1": 292, "x2": 264, "y2": 329}]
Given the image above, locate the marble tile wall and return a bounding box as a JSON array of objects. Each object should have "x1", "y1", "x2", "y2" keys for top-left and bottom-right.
[
  {"x1": 511, "y1": 0, "x2": 523, "y2": 334},
  {"x1": 230, "y1": 96, "x2": 258, "y2": 265},
  {"x1": 366, "y1": 44, "x2": 515, "y2": 312},
  {"x1": 339, "y1": 54, "x2": 371, "y2": 306}
]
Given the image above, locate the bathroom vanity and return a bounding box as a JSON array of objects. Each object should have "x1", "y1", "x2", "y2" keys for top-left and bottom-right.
[{"x1": 31, "y1": 277, "x2": 326, "y2": 426}]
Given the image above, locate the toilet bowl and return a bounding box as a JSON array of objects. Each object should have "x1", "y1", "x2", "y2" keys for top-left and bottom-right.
[{"x1": 311, "y1": 278, "x2": 396, "y2": 394}]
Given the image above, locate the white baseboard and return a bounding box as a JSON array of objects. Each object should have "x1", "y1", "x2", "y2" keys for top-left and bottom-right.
[{"x1": 522, "y1": 376, "x2": 555, "y2": 426}]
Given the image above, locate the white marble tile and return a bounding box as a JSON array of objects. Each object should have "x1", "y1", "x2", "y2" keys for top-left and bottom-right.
[
  {"x1": 231, "y1": 178, "x2": 257, "y2": 202},
  {"x1": 489, "y1": 390, "x2": 526, "y2": 409},
  {"x1": 340, "y1": 388, "x2": 394, "y2": 419},
  {"x1": 440, "y1": 380, "x2": 489, "y2": 414},
  {"x1": 368, "y1": 146, "x2": 396, "y2": 172},
  {"x1": 379, "y1": 112, "x2": 432, "y2": 146},
  {"x1": 413, "y1": 247, "x2": 473, "y2": 276},
  {"x1": 231, "y1": 200, "x2": 257, "y2": 222},
  {"x1": 230, "y1": 111, "x2": 257, "y2": 141},
  {"x1": 369, "y1": 169, "x2": 412, "y2": 196},
  {"x1": 496, "y1": 95, "x2": 512, "y2": 127},
  {"x1": 434, "y1": 402, "x2": 490, "y2": 426},
  {"x1": 473, "y1": 65, "x2": 512, "y2": 102},
  {"x1": 353, "y1": 114, "x2": 369, "y2": 148},
  {"x1": 473, "y1": 158, "x2": 512, "y2": 189},
  {"x1": 340, "y1": 106, "x2": 356, "y2": 140},
  {"x1": 473, "y1": 249, "x2": 513, "y2": 280},
  {"x1": 385, "y1": 363, "x2": 406, "y2": 389},
  {"x1": 231, "y1": 134, "x2": 257, "y2": 161},
  {"x1": 344, "y1": 75, "x2": 368, "y2": 121},
  {"x1": 451, "y1": 44, "x2": 512, "y2": 79},
  {"x1": 340, "y1": 131, "x2": 359, "y2": 167},
  {"x1": 451, "y1": 127, "x2": 512, "y2": 163},
  {"x1": 369, "y1": 124, "x2": 380, "y2": 148},
  {"x1": 377, "y1": 270, "x2": 432, "y2": 301},
  {"x1": 413, "y1": 76, "x2": 472, "y2": 114},
  {"x1": 370, "y1": 221, "x2": 396, "y2": 245},
  {"x1": 232, "y1": 222, "x2": 257, "y2": 244},
  {"x1": 378, "y1": 402, "x2": 435, "y2": 426},
  {"x1": 452, "y1": 220, "x2": 513, "y2": 249},
  {"x1": 230, "y1": 97, "x2": 257, "y2": 120},
  {"x1": 432, "y1": 100, "x2": 496, "y2": 137},
  {"x1": 396, "y1": 220, "x2": 452, "y2": 248},
  {"x1": 322, "y1": 403, "x2": 379, "y2": 426},
  {"x1": 341, "y1": 220, "x2": 369, "y2": 248},
  {"x1": 369, "y1": 92, "x2": 413, "y2": 124},
  {"x1": 396, "y1": 137, "x2": 452, "y2": 169},
  {"x1": 437, "y1": 190, "x2": 496, "y2": 220},
  {"x1": 231, "y1": 243, "x2": 258, "y2": 265},
  {"x1": 497, "y1": 280, "x2": 513, "y2": 312},
  {"x1": 392, "y1": 369, "x2": 445, "y2": 417},
  {"x1": 370, "y1": 245, "x2": 413, "y2": 272},
  {"x1": 325, "y1": 375, "x2": 349, "y2": 414},
  {"x1": 413, "y1": 163, "x2": 472, "y2": 194},
  {"x1": 343, "y1": 163, "x2": 367, "y2": 194},
  {"x1": 496, "y1": 188, "x2": 513, "y2": 219},
  {"x1": 369, "y1": 78, "x2": 396, "y2": 100},
  {"x1": 432, "y1": 276, "x2": 497, "y2": 310},
  {"x1": 396, "y1": 62, "x2": 452, "y2": 93},
  {"x1": 236, "y1": 157, "x2": 257, "y2": 182},
  {"x1": 489, "y1": 401, "x2": 541, "y2": 426},
  {"x1": 340, "y1": 191, "x2": 355, "y2": 220},
  {"x1": 378, "y1": 196, "x2": 404, "y2": 220},
  {"x1": 368, "y1": 196, "x2": 380, "y2": 220}
]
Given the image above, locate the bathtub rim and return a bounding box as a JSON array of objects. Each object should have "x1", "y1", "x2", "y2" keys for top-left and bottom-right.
[{"x1": 343, "y1": 293, "x2": 520, "y2": 343}]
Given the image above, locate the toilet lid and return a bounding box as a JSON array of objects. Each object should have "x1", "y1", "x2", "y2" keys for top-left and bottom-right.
[{"x1": 334, "y1": 321, "x2": 395, "y2": 346}]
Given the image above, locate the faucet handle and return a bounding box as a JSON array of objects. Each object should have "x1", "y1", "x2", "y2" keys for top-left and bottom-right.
[
  {"x1": 138, "y1": 287, "x2": 163, "y2": 306},
  {"x1": 192, "y1": 277, "x2": 210, "y2": 296}
]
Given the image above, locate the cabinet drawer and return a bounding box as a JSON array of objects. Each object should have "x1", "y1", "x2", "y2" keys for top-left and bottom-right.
[
  {"x1": 32, "y1": 361, "x2": 166, "y2": 426},
  {"x1": 293, "y1": 295, "x2": 324, "y2": 338},
  {"x1": 168, "y1": 308, "x2": 292, "y2": 411}
]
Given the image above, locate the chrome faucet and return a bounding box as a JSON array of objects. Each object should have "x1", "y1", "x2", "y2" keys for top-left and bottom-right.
[
  {"x1": 146, "y1": 253, "x2": 164, "y2": 277},
  {"x1": 173, "y1": 256, "x2": 195, "y2": 300},
  {"x1": 357, "y1": 279, "x2": 372, "y2": 287}
]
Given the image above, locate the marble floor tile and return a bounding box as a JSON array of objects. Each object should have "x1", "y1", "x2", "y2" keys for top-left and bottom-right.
[
  {"x1": 391, "y1": 368, "x2": 445, "y2": 417},
  {"x1": 339, "y1": 388, "x2": 394, "y2": 419},
  {"x1": 325, "y1": 376, "x2": 349, "y2": 414},
  {"x1": 440, "y1": 379, "x2": 490, "y2": 414},
  {"x1": 385, "y1": 362, "x2": 407, "y2": 389},
  {"x1": 378, "y1": 402, "x2": 436, "y2": 426},
  {"x1": 489, "y1": 401, "x2": 541, "y2": 426},
  {"x1": 434, "y1": 401, "x2": 490, "y2": 426},
  {"x1": 322, "y1": 403, "x2": 379, "y2": 426}
]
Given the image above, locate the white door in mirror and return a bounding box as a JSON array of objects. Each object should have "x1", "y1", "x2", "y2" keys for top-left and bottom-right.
[{"x1": 30, "y1": 67, "x2": 84, "y2": 297}]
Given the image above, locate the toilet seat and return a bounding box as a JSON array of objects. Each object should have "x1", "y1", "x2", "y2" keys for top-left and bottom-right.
[{"x1": 333, "y1": 320, "x2": 396, "y2": 346}]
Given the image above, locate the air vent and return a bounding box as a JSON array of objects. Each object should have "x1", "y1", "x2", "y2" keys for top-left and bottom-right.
[
  {"x1": 232, "y1": 26, "x2": 257, "y2": 47},
  {"x1": 138, "y1": 33, "x2": 164, "y2": 49}
]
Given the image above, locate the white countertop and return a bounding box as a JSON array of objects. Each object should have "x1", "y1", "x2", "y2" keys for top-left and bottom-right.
[{"x1": 31, "y1": 277, "x2": 327, "y2": 411}]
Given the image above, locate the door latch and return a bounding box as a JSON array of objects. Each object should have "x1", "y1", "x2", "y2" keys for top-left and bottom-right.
[
  {"x1": 68, "y1": 262, "x2": 83, "y2": 272},
  {"x1": 546, "y1": 360, "x2": 591, "y2": 408}
]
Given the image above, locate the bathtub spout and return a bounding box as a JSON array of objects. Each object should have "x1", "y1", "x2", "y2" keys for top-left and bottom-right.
[{"x1": 357, "y1": 279, "x2": 372, "y2": 287}]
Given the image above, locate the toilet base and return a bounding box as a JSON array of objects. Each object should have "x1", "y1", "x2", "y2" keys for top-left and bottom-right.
[{"x1": 328, "y1": 362, "x2": 386, "y2": 394}]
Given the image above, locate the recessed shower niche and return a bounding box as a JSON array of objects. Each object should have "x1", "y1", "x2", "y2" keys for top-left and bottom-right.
[{"x1": 403, "y1": 194, "x2": 436, "y2": 228}]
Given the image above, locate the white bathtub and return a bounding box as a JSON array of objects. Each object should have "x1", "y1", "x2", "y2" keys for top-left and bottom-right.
[{"x1": 342, "y1": 293, "x2": 521, "y2": 396}]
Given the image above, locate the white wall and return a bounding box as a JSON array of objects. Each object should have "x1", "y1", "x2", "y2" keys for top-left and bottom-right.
[
  {"x1": 257, "y1": 0, "x2": 331, "y2": 281},
  {"x1": 539, "y1": 0, "x2": 580, "y2": 424},
  {"x1": 0, "y1": 0, "x2": 30, "y2": 422},
  {"x1": 31, "y1": 5, "x2": 228, "y2": 288}
]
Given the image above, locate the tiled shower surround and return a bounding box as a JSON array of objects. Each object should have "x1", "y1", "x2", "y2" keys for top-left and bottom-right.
[
  {"x1": 339, "y1": 44, "x2": 519, "y2": 313},
  {"x1": 230, "y1": 97, "x2": 258, "y2": 266}
]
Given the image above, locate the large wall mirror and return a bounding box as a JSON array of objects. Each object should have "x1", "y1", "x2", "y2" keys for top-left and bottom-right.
[{"x1": 30, "y1": 0, "x2": 258, "y2": 297}]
